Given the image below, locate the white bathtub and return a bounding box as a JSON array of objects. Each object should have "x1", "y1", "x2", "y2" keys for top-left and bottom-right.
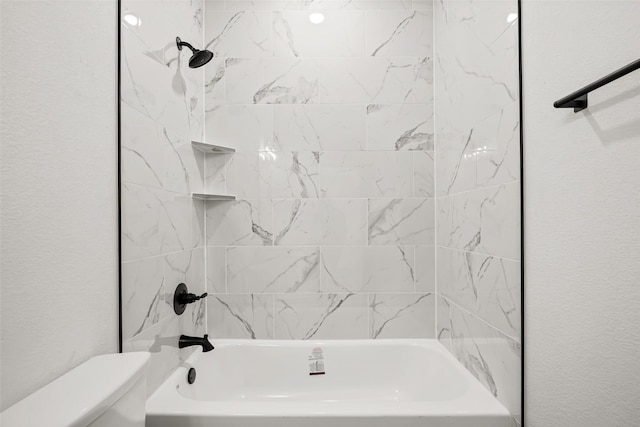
[{"x1": 146, "y1": 339, "x2": 510, "y2": 427}]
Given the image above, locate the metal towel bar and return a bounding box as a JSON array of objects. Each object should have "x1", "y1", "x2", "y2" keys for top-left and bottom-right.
[{"x1": 554, "y1": 58, "x2": 640, "y2": 112}]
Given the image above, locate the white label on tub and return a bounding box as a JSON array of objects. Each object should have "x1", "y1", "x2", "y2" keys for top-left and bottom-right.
[{"x1": 308, "y1": 347, "x2": 325, "y2": 375}]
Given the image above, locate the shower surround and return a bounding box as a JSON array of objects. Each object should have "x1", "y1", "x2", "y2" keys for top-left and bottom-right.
[
  {"x1": 202, "y1": 3, "x2": 436, "y2": 340},
  {"x1": 434, "y1": 0, "x2": 522, "y2": 424},
  {"x1": 118, "y1": 0, "x2": 522, "y2": 419},
  {"x1": 119, "y1": 0, "x2": 207, "y2": 394}
]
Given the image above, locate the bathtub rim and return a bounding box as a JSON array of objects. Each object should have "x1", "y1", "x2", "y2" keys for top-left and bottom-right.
[{"x1": 146, "y1": 338, "x2": 509, "y2": 418}]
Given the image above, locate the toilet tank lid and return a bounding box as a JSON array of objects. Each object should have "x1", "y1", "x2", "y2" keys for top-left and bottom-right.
[{"x1": 1, "y1": 352, "x2": 150, "y2": 427}]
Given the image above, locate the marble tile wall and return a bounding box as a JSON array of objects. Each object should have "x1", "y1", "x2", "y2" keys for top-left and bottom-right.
[
  {"x1": 203, "y1": 1, "x2": 436, "y2": 340},
  {"x1": 433, "y1": 0, "x2": 521, "y2": 423},
  {"x1": 120, "y1": 0, "x2": 207, "y2": 396}
]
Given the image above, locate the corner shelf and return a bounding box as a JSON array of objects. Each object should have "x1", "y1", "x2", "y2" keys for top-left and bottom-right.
[
  {"x1": 191, "y1": 141, "x2": 236, "y2": 154},
  {"x1": 192, "y1": 193, "x2": 236, "y2": 201},
  {"x1": 191, "y1": 141, "x2": 235, "y2": 201}
]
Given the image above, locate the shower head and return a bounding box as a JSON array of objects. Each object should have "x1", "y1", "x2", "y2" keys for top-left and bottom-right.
[
  {"x1": 176, "y1": 36, "x2": 213, "y2": 69},
  {"x1": 189, "y1": 49, "x2": 214, "y2": 68}
]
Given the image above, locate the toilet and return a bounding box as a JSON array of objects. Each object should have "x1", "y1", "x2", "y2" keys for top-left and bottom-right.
[{"x1": 1, "y1": 352, "x2": 150, "y2": 427}]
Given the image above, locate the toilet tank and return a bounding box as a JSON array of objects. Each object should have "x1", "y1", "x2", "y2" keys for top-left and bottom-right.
[{"x1": 1, "y1": 352, "x2": 150, "y2": 427}]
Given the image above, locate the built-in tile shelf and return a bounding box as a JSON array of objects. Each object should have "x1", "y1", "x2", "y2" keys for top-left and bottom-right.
[
  {"x1": 191, "y1": 142, "x2": 236, "y2": 201},
  {"x1": 191, "y1": 141, "x2": 236, "y2": 154},
  {"x1": 192, "y1": 193, "x2": 236, "y2": 201}
]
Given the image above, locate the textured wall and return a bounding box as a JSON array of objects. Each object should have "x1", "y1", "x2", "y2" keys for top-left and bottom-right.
[
  {"x1": 433, "y1": 0, "x2": 521, "y2": 423},
  {"x1": 522, "y1": 1, "x2": 640, "y2": 425},
  {"x1": 202, "y1": 1, "x2": 436, "y2": 340},
  {"x1": 0, "y1": 0, "x2": 118, "y2": 410},
  {"x1": 119, "y1": 0, "x2": 207, "y2": 395}
]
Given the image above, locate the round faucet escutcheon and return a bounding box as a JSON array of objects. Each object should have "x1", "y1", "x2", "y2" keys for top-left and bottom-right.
[{"x1": 173, "y1": 283, "x2": 208, "y2": 315}]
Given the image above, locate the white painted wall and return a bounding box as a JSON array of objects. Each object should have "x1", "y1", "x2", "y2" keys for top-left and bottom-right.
[
  {"x1": 0, "y1": 0, "x2": 118, "y2": 410},
  {"x1": 522, "y1": 1, "x2": 640, "y2": 425}
]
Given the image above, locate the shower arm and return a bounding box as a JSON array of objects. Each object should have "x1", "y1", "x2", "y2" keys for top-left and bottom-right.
[{"x1": 176, "y1": 37, "x2": 196, "y2": 53}]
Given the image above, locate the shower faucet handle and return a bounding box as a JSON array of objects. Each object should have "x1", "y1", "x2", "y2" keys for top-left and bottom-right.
[
  {"x1": 182, "y1": 292, "x2": 208, "y2": 304},
  {"x1": 173, "y1": 283, "x2": 207, "y2": 315}
]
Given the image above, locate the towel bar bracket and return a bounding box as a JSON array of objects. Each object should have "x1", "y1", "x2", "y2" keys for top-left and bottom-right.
[{"x1": 555, "y1": 94, "x2": 588, "y2": 112}]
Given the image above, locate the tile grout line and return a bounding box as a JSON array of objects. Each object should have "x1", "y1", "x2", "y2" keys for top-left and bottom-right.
[
  {"x1": 432, "y1": 1, "x2": 438, "y2": 340},
  {"x1": 224, "y1": 246, "x2": 228, "y2": 294},
  {"x1": 270, "y1": 54, "x2": 275, "y2": 340},
  {"x1": 437, "y1": 177, "x2": 521, "y2": 199},
  {"x1": 443, "y1": 295, "x2": 521, "y2": 345},
  {"x1": 436, "y1": 244, "x2": 522, "y2": 264},
  {"x1": 202, "y1": 11, "x2": 208, "y2": 331}
]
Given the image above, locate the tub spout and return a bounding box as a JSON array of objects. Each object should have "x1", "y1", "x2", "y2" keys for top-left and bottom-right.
[{"x1": 179, "y1": 334, "x2": 214, "y2": 352}]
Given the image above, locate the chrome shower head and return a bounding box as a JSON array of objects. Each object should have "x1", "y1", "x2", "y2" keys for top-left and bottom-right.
[{"x1": 176, "y1": 36, "x2": 213, "y2": 69}]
